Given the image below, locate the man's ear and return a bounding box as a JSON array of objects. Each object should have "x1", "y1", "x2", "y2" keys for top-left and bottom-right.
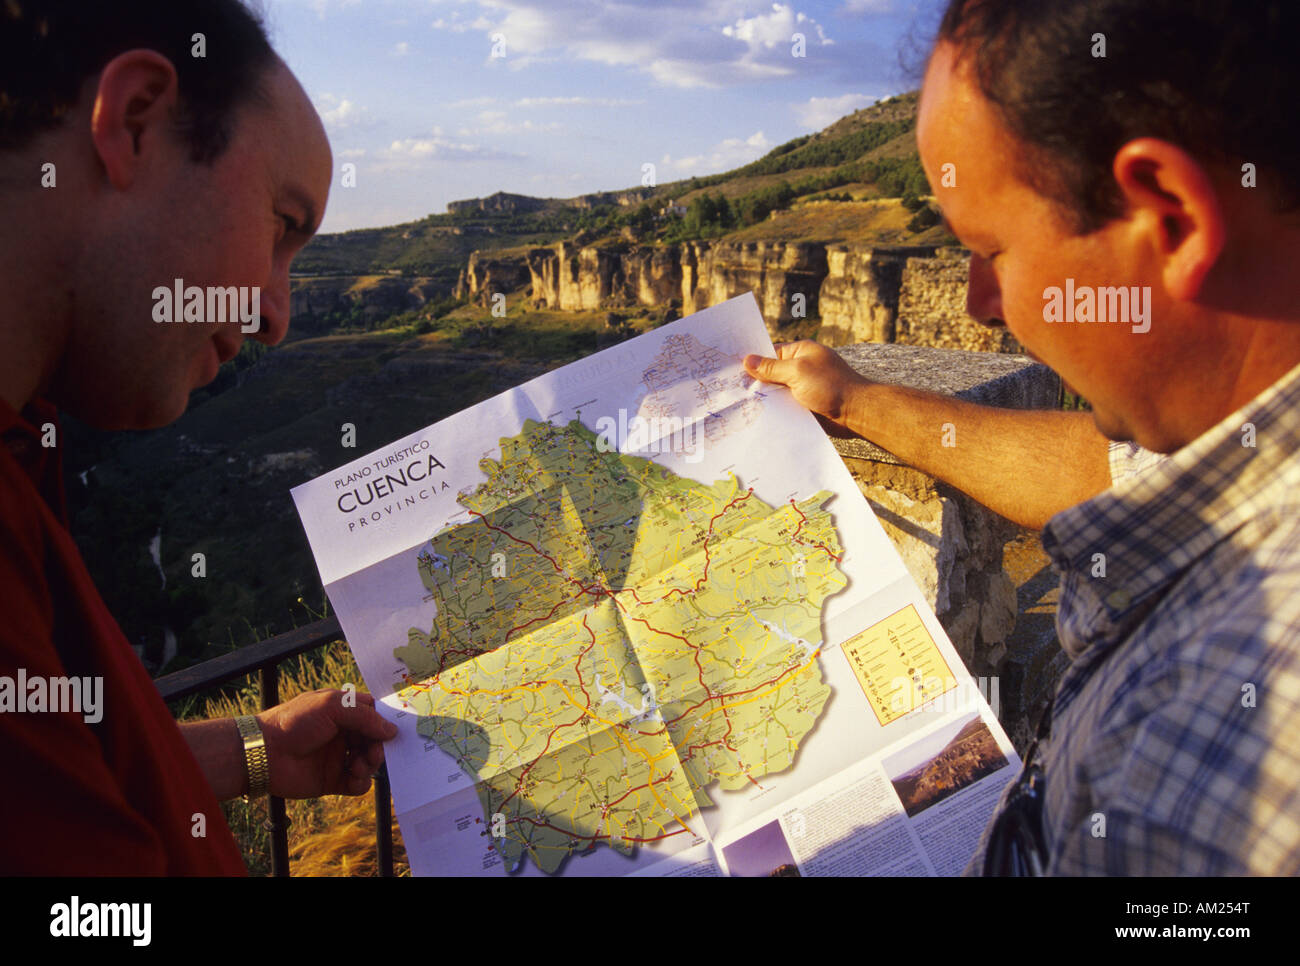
[
  {"x1": 1111, "y1": 137, "x2": 1226, "y2": 301},
  {"x1": 89, "y1": 49, "x2": 181, "y2": 190}
]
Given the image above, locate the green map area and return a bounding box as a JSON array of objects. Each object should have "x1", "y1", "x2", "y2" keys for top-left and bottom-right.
[{"x1": 394, "y1": 417, "x2": 845, "y2": 874}]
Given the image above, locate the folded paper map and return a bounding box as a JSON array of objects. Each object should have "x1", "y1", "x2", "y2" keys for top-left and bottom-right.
[{"x1": 292, "y1": 293, "x2": 1017, "y2": 876}]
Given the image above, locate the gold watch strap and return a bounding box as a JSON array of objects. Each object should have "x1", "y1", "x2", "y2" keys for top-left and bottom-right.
[{"x1": 235, "y1": 715, "x2": 270, "y2": 799}]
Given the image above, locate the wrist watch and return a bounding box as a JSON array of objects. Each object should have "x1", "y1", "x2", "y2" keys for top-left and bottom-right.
[{"x1": 235, "y1": 715, "x2": 271, "y2": 799}]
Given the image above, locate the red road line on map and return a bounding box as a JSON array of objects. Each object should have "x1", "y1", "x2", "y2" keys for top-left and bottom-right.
[
  {"x1": 661, "y1": 488, "x2": 754, "y2": 599},
  {"x1": 467, "y1": 509, "x2": 565, "y2": 574},
  {"x1": 505, "y1": 596, "x2": 570, "y2": 638},
  {"x1": 573, "y1": 615, "x2": 597, "y2": 710},
  {"x1": 496, "y1": 706, "x2": 587, "y2": 812},
  {"x1": 663, "y1": 656, "x2": 811, "y2": 725},
  {"x1": 606, "y1": 779, "x2": 657, "y2": 808},
  {"x1": 789, "y1": 499, "x2": 841, "y2": 563}
]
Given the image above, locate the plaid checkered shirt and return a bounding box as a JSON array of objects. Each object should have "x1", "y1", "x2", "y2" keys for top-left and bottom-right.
[{"x1": 964, "y1": 361, "x2": 1300, "y2": 874}]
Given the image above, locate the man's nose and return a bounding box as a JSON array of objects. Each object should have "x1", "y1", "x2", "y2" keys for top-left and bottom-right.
[
  {"x1": 966, "y1": 252, "x2": 1004, "y2": 327},
  {"x1": 252, "y1": 261, "x2": 292, "y2": 347}
]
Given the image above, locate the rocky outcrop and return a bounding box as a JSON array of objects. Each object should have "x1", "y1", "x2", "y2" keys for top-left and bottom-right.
[
  {"x1": 447, "y1": 191, "x2": 546, "y2": 215},
  {"x1": 818, "y1": 245, "x2": 936, "y2": 345},
  {"x1": 524, "y1": 240, "x2": 827, "y2": 332},
  {"x1": 623, "y1": 246, "x2": 682, "y2": 306},
  {"x1": 681, "y1": 241, "x2": 827, "y2": 330},
  {"x1": 289, "y1": 275, "x2": 441, "y2": 330},
  {"x1": 455, "y1": 251, "x2": 531, "y2": 304},
  {"x1": 526, "y1": 242, "x2": 630, "y2": 311},
  {"x1": 574, "y1": 187, "x2": 654, "y2": 209},
  {"x1": 477, "y1": 238, "x2": 1020, "y2": 351}
]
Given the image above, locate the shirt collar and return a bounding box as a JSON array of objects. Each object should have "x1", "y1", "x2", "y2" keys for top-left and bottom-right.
[{"x1": 1042, "y1": 358, "x2": 1300, "y2": 660}]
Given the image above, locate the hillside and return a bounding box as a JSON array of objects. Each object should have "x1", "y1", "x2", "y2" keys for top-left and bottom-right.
[{"x1": 292, "y1": 91, "x2": 951, "y2": 288}]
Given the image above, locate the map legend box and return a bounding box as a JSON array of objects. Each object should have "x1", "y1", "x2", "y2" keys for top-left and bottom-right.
[{"x1": 841, "y1": 604, "x2": 956, "y2": 726}]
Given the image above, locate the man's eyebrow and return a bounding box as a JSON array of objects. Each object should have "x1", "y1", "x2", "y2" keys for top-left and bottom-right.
[{"x1": 282, "y1": 184, "x2": 321, "y2": 236}]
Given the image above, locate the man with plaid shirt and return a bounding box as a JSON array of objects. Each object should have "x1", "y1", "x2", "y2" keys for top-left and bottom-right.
[{"x1": 746, "y1": 0, "x2": 1300, "y2": 874}]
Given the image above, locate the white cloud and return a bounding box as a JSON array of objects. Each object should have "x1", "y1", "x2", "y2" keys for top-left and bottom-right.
[
  {"x1": 796, "y1": 92, "x2": 877, "y2": 130},
  {"x1": 313, "y1": 93, "x2": 374, "y2": 131},
  {"x1": 373, "y1": 134, "x2": 522, "y2": 170},
  {"x1": 426, "y1": 0, "x2": 836, "y2": 89},
  {"x1": 662, "y1": 130, "x2": 771, "y2": 175},
  {"x1": 723, "y1": 3, "x2": 831, "y2": 48},
  {"x1": 393, "y1": 41, "x2": 410, "y2": 56}
]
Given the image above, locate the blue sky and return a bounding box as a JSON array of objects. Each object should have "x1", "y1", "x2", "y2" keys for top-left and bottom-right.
[{"x1": 262, "y1": 0, "x2": 945, "y2": 233}]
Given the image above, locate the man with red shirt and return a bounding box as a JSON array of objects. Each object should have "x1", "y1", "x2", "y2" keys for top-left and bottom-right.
[{"x1": 0, "y1": 1, "x2": 396, "y2": 874}]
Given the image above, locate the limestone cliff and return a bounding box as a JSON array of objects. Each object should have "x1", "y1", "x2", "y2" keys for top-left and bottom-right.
[
  {"x1": 623, "y1": 245, "x2": 683, "y2": 306},
  {"x1": 526, "y1": 242, "x2": 630, "y2": 311},
  {"x1": 526, "y1": 239, "x2": 827, "y2": 332},
  {"x1": 477, "y1": 238, "x2": 1008, "y2": 352},
  {"x1": 681, "y1": 241, "x2": 827, "y2": 330},
  {"x1": 818, "y1": 245, "x2": 936, "y2": 345},
  {"x1": 454, "y1": 251, "x2": 531, "y2": 304}
]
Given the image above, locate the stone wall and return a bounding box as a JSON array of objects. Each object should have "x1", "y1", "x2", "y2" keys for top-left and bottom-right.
[{"x1": 896, "y1": 248, "x2": 1022, "y2": 352}]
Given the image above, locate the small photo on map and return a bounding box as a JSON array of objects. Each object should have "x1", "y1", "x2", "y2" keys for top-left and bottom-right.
[
  {"x1": 722, "y1": 820, "x2": 801, "y2": 877},
  {"x1": 883, "y1": 712, "x2": 1009, "y2": 818}
]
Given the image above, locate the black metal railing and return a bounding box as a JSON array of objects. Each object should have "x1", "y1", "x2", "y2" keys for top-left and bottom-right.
[{"x1": 154, "y1": 617, "x2": 395, "y2": 877}]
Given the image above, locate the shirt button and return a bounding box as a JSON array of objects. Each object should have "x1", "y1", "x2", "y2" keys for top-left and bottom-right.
[{"x1": 1106, "y1": 589, "x2": 1132, "y2": 610}]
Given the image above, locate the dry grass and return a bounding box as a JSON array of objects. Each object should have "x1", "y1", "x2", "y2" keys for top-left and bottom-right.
[
  {"x1": 722, "y1": 198, "x2": 911, "y2": 244},
  {"x1": 182, "y1": 640, "x2": 411, "y2": 877}
]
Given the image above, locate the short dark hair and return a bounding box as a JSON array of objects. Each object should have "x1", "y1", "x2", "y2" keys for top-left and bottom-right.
[
  {"x1": 0, "y1": 0, "x2": 276, "y2": 163},
  {"x1": 937, "y1": 0, "x2": 1300, "y2": 234}
]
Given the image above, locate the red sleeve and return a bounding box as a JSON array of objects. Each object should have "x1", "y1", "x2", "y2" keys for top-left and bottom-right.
[
  {"x1": 0, "y1": 471, "x2": 173, "y2": 873},
  {"x1": 0, "y1": 440, "x2": 245, "y2": 876}
]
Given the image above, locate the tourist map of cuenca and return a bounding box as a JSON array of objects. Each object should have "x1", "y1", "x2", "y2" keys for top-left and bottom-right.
[{"x1": 293, "y1": 295, "x2": 1018, "y2": 876}]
